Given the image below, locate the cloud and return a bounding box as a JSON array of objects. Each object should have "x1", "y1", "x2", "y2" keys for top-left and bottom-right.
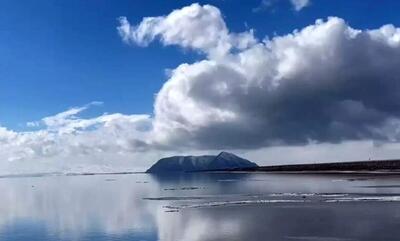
[
  {"x1": 290, "y1": 0, "x2": 310, "y2": 11},
  {"x1": 117, "y1": 3, "x2": 257, "y2": 59},
  {"x1": 252, "y1": 0, "x2": 278, "y2": 13},
  {"x1": 32, "y1": 101, "x2": 104, "y2": 134},
  {"x1": 253, "y1": 0, "x2": 310, "y2": 13},
  {"x1": 118, "y1": 7, "x2": 400, "y2": 150},
  {"x1": 0, "y1": 104, "x2": 157, "y2": 174}
]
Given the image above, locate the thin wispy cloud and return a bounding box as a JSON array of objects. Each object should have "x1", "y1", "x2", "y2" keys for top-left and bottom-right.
[
  {"x1": 252, "y1": 0, "x2": 278, "y2": 13},
  {"x1": 253, "y1": 0, "x2": 310, "y2": 12},
  {"x1": 290, "y1": 0, "x2": 310, "y2": 11}
]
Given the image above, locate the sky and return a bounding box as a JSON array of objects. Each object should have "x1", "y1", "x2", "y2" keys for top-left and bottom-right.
[{"x1": 1, "y1": 0, "x2": 400, "y2": 174}]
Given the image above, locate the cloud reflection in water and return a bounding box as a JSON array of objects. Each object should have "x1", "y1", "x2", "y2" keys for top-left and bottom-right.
[{"x1": 0, "y1": 173, "x2": 400, "y2": 241}]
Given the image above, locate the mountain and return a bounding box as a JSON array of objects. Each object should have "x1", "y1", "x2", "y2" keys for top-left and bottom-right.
[{"x1": 146, "y1": 151, "x2": 258, "y2": 173}]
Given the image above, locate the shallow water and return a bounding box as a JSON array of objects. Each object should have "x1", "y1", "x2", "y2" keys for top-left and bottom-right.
[{"x1": 1, "y1": 173, "x2": 400, "y2": 241}]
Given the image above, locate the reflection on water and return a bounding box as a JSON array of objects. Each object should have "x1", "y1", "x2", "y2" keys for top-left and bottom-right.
[{"x1": 1, "y1": 173, "x2": 400, "y2": 240}]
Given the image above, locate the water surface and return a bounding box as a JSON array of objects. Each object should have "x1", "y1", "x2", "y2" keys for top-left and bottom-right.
[{"x1": 1, "y1": 172, "x2": 400, "y2": 241}]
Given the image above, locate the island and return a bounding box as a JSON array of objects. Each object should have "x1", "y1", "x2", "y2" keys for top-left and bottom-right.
[
  {"x1": 146, "y1": 151, "x2": 258, "y2": 173},
  {"x1": 147, "y1": 152, "x2": 400, "y2": 174}
]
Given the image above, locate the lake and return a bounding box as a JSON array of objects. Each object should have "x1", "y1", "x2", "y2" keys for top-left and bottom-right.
[{"x1": 1, "y1": 172, "x2": 400, "y2": 241}]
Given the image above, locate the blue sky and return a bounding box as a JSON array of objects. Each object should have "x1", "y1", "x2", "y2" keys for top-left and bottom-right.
[
  {"x1": 1, "y1": 0, "x2": 400, "y2": 130},
  {"x1": 1, "y1": 0, "x2": 400, "y2": 172}
]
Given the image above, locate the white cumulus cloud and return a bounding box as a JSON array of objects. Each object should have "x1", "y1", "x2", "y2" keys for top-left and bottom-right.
[
  {"x1": 135, "y1": 14, "x2": 400, "y2": 150},
  {"x1": 117, "y1": 3, "x2": 257, "y2": 59}
]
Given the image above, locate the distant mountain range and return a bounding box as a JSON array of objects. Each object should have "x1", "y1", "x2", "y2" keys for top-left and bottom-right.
[{"x1": 146, "y1": 151, "x2": 258, "y2": 173}]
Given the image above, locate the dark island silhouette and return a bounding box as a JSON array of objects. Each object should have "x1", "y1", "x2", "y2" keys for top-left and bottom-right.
[
  {"x1": 146, "y1": 151, "x2": 258, "y2": 173},
  {"x1": 147, "y1": 151, "x2": 400, "y2": 174}
]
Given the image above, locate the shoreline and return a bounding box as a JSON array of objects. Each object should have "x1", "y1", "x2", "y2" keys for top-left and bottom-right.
[{"x1": 216, "y1": 159, "x2": 400, "y2": 174}]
